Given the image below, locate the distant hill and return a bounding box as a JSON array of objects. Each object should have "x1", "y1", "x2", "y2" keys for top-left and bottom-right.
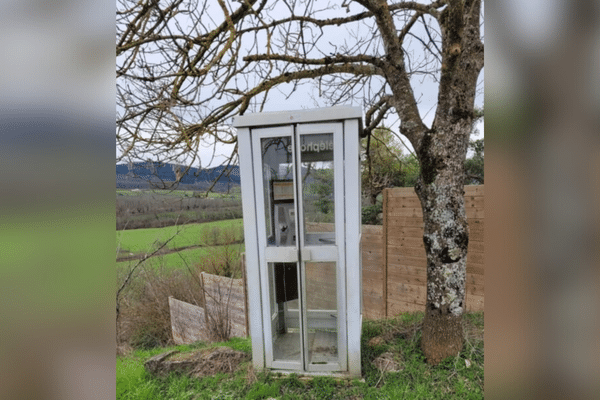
[{"x1": 116, "y1": 162, "x2": 240, "y2": 191}]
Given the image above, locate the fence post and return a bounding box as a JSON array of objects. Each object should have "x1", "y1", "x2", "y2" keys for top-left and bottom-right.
[
  {"x1": 241, "y1": 253, "x2": 250, "y2": 337},
  {"x1": 382, "y1": 188, "x2": 389, "y2": 318},
  {"x1": 199, "y1": 272, "x2": 209, "y2": 326}
]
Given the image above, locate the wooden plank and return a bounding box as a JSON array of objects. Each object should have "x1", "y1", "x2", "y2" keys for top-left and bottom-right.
[
  {"x1": 466, "y1": 273, "x2": 484, "y2": 286},
  {"x1": 387, "y1": 208, "x2": 484, "y2": 219},
  {"x1": 466, "y1": 209, "x2": 484, "y2": 219},
  {"x1": 362, "y1": 246, "x2": 383, "y2": 255},
  {"x1": 363, "y1": 298, "x2": 384, "y2": 308},
  {"x1": 384, "y1": 273, "x2": 482, "y2": 289},
  {"x1": 387, "y1": 299, "x2": 425, "y2": 316},
  {"x1": 386, "y1": 197, "x2": 422, "y2": 209},
  {"x1": 387, "y1": 255, "x2": 427, "y2": 268},
  {"x1": 387, "y1": 216, "x2": 424, "y2": 227},
  {"x1": 467, "y1": 252, "x2": 484, "y2": 265},
  {"x1": 468, "y1": 229, "x2": 484, "y2": 242},
  {"x1": 363, "y1": 279, "x2": 385, "y2": 292},
  {"x1": 363, "y1": 285, "x2": 384, "y2": 296},
  {"x1": 387, "y1": 273, "x2": 427, "y2": 287},
  {"x1": 468, "y1": 218, "x2": 484, "y2": 232},
  {"x1": 386, "y1": 236, "x2": 424, "y2": 248},
  {"x1": 387, "y1": 230, "x2": 482, "y2": 242},
  {"x1": 362, "y1": 265, "x2": 384, "y2": 275},
  {"x1": 464, "y1": 196, "x2": 484, "y2": 210},
  {"x1": 465, "y1": 294, "x2": 484, "y2": 312},
  {"x1": 466, "y1": 265, "x2": 484, "y2": 275},
  {"x1": 387, "y1": 241, "x2": 425, "y2": 251},
  {"x1": 361, "y1": 236, "x2": 383, "y2": 245},
  {"x1": 387, "y1": 190, "x2": 482, "y2": 207},
  {"x1": 169, "y1": 297, "x2": 209, "y2": 344},
  {"x1": 362, "y1": 251, "x2": 383, "y2": 260},
  {"x1": 387, "y1": 282, "x2": 427, "y2": 304},
  {"x1": 363, "y1": 256, "x2": 383, "y2": 266},
  {"x1": 387, "y1": 268, "x2": 425, "y2": 281},
  {"x1": 362, "y1": 268, "x2": 383, "y2": 280},
  {"x1": 363, "y1": 261, "x2": 383, "y2": 270},
  {"x1": 362, "y1": 224, "x2": 383, "y2": 234},
  {"x1": 383, "y1": 188, "x2": 389, "y2": 318},
  {"x1": 363, "y1": 296, "x2": 384, "y2": 308},
  {"x1": 363, "y1": 295, "x2": 384, "y2": 306},
  {"x1": 466, "y1": 283, "x2": 485, "y2": 297},
  {"x1": 387, "y1": 187, "x2": 417, "y2": 196},
  {"x1": 387, "y1": 245, "x2": 427, "y2": 259},
  {"x1": 466, "y1": 262, "x2": 484, "y2": 273},
  {"x1": 363, "y1": 305, "x2": 385, "y2": 320},
  {"x1": 468, "y1": 241, "x2": 485, "y2": 253},
  {"x1": 387, "y1": 208, "x2": 423, "y2": 218},
  {"x1": 464, "y1": 185, "x2": 484, "y2": 195},
  {"x1": 376, "y1": 184, "x2": 484, "y2": 312},
  {"x1": 387, "y1": 226, "x2": 424, "y2": 238}
]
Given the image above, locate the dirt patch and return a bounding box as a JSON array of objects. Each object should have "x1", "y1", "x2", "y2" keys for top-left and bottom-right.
[
  {"x1": 144, "y1": 347, "x2": 249, "y2": 378},
  {"x1": 367, "y1": 336, "x2": 385, "y2": 347},
  {"x1": 191, "y1": 347, "x2": 249, "y2": 377},
  {"x1": 372, "y1": 351, "x2": 402, "y2": 373}
]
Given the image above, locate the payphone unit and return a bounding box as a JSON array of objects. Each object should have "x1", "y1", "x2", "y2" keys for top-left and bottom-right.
[{"x1": 234, "y1": 106, "x2": 362, "y2": 377}]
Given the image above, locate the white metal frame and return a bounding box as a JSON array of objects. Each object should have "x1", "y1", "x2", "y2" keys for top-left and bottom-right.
[
  {"x1": 234, "y1": 106, "x2": 362, "y2": 377},
  {"x1": 296, "y1": 122, "x2": 346, "y2": 373},
  {"x1": 251, "y1": 125, "x2": 304, "y2": 371}
]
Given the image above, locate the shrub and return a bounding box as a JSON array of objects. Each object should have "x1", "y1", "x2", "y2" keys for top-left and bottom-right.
[
  {"x1": 116, "y1": 191, "x2": 242, "y2": 230},
  {"x1": 362, "y1": 203, "x2": 383, "y2": 225},
  {"x1": 118, "y1": 265, "x2": 204, "y2": 349},
  {"x1": 117, "y1": 224, "x2": 245, "y2": 349}
]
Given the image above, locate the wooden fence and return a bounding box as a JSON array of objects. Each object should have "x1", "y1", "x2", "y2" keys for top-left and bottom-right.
[
  {"x1": 361, "y1": 185, "x2": 484, "y2": 318},
  {"x1": 171, "y1": 186, "x2": 483, "y2": 343},
  {"x1": 169, "y1": 271, "x2": 248, "y2": 345}
]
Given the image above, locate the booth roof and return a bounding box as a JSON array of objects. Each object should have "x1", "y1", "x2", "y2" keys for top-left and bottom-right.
[{"x1": 232, "y1": 106, "x2": 363, "y2": 128}]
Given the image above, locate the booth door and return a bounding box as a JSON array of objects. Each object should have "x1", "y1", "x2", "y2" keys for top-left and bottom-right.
[
  {"x1": 296, "y1": 123, "x2": 346, "y2": 373},
  {"x1": 251, "y1": 123, "x2": 346, "y2": 373}
]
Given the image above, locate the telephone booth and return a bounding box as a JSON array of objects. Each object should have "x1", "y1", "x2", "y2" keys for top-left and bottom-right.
[{"x1": 234, "y1": 106, "x2": 362, "y2": 377}]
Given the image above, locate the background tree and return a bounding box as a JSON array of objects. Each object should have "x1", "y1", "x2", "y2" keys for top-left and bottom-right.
[
  {"x1": 362, "y1": 127, "x2": 416, "y2": 205},
  {"x1": 464, "y1": 138, "x2": 484, "y2": 184},
  {"x1": 361, "y1": 127, "x2": 419, "y2": 224},
  {"x1": 117, "y1": 0, "x2": 484, "y2": 364},
  {"x1": 307, "y1": 168, "x2": 334, "y2": 217}
]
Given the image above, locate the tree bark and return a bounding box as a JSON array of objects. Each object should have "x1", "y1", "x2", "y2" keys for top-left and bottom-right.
[
  {"x1": 414, "y1": 124, "x2": 470, "y2": 364},
  {"x1": 412, "y1": 0, "x2": 483, "y2": 365}
]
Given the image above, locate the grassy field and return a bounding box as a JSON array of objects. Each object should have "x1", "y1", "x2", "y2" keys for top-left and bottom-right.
[
  {"x1": 117, "y1": 219, "x2": 244, "y2": 255},
  {"x1": 116, "y1": 312, "x2": 484, "y2": 399},
  {"x1": 116, "y1": 245, "x2": 246, "y2": 275},
  {"x1": 117, "y1": 188, "x2": 240, "y2": 199},
  {"x1": 116, "y1": 219, "x2": 245, "y2": 276}
]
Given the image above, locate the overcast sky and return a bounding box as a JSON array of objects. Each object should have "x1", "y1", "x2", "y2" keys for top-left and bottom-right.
[{"x1": 116, "y1": 0, "x2": 483, "y2": 168}]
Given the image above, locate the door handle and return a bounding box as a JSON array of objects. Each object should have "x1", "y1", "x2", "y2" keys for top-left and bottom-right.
[
  {"x1": 301, "y1": 248, "x2": 311, "y2": 261},
  {"x1": 265, "y1": 247, "x2": 298, "y2": 262}
]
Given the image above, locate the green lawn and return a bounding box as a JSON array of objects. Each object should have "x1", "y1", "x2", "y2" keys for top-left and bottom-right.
[
  {"x1": 116, "y1": 244, "x2": 245, "y2": 273},
  {"x1": 116, "y1": 219, "x2": 244, "y2": 255},
  {"x1": 116, "y1": 313, "x2": 484, "y2": 399}
]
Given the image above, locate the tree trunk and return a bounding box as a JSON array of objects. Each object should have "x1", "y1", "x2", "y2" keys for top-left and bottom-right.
[{"x1": 415, "y1": 124, "x2": 471, "y2": 365}]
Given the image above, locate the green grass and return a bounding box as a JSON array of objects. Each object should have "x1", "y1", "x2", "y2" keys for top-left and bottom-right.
[
  {"x1": 116, "y1": 244, "x2": 245, "y2": 273},
  {"x1": 116, "y1": 312, "x2": 484, "y2": 399},
  {"x1": 116, "y1": 219, "x2": 243, "y2": 255}
]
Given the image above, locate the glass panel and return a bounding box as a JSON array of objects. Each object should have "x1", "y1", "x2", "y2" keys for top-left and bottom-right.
[
  {"x1": 269, "y1": 262, "x2": 302, "y2": 363},
  {"x1": 299, "y1": 133, "x2": 335, "y2": 246},
  {"x1": 305, "y1": 262, "x2": 338, "y2": 364},
  {"x1": 261, "y1": 137, "x2": 295, "y2": 247}
]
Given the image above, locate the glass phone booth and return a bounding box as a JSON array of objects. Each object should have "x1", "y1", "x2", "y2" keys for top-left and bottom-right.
[{"x1": 234, "y1": 107, "x2": 362, "y2": 377}]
